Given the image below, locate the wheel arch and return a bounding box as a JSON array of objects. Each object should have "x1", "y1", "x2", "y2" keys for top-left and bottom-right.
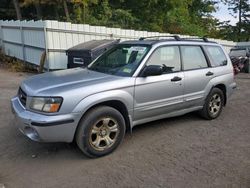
[
  {"x1": 74, "y1": 99, "x2": 132, "y2": 140},
  {"x1": 89, "y1": 100, "x2": 132, "y2": 132}
]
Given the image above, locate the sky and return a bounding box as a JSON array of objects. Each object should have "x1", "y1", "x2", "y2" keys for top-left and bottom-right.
[{"x1": 212, "y1": 2, "x2": 238, "y2": 25}]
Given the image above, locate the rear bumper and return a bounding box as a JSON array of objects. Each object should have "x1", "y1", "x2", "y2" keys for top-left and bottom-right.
[{"x1": 11, "y1": 96, "x2": 81, "y2": 143}]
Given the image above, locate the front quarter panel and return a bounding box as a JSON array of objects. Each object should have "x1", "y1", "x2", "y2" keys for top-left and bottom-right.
[{"x1": 72, "y1": 88, "x2": 135, "y2": 118}]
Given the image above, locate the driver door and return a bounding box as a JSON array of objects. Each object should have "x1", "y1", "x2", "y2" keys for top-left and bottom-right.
[{"x1": 134, "y1": 46, "x2": 184, "y2": 122}]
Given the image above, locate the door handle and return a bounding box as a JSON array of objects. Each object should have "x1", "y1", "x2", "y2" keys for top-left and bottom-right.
[
  {"x1": 206, "y1": 71, "x2": 214, "y2": 76},
  {"x1": 171, "y1": 76, "x2": 182, "y2": 82}
]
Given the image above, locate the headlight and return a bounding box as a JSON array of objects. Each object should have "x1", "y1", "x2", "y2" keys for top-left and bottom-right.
[{"x1": 30, "y1": 97, "x2": 63, "y2": 113}]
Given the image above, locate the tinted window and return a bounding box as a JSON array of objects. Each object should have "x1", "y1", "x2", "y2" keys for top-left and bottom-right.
[
  {"x1": 229, "y1": 49, "x2": 247, "y2": 57},
  {"x1": 205, "y1": 46, "x2": 227, "y2": 66},
  {"x1": 181, "y1": 46, "x2": 208, "y2": 70},
  {"x1": 147, "y1": 46, "x2": 181, "y2": 73}
]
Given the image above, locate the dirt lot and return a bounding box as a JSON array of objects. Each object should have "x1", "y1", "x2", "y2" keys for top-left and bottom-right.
[{"x1": 0, "y1": 68, "x2": 250, "y2": 188}]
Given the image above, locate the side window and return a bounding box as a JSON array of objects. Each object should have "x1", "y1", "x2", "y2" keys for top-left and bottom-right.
[
  {"x1": 205, "y1": 46, "x2": 227, "y2": 66},
  {"x1": 147, "y1": 46, "x2": 181, "y2": 73},
  {"x1": 181, "y1": 46, "x2": 208, "y2": 70}
]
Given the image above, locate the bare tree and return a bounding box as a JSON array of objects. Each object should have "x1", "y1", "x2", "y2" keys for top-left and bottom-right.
[
  {"x1": 63, "y1": 0, "x2": 71, "y2": 22},
  {"x1": 34, "y1": 0, "x2": 42, "y2": 19},
  {"x1": 12, "y1": 0, "x2": 22, "y2": 20}
]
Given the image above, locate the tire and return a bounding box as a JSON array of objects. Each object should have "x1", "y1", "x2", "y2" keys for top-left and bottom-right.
[
  {"x1": 200, "y1": 88, "x2": 224, "y2": 120},
  {"x1": 244, "y1": 60, "x2": 250, "y2": 73},
  {"x1": 76, "y1": 106, "x2": 126, "y2": 158}
]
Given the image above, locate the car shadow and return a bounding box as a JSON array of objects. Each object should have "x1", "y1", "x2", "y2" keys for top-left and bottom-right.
[
  {"x1": 9, "y1": 112, "x2": 202, "y2": 160},
  {"x1": 131, "y1": 111, "x2": 201, "y2": 133}
]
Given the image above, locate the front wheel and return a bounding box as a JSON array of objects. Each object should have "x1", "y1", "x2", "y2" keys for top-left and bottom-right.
[
  {"x1": 200, "y1": 88, "x2": 224, "y2": 120},
  {"x1": 76, "y1": 106, "x2": 126, "y2": 158}
]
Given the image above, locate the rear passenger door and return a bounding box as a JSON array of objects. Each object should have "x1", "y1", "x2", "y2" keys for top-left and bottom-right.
[{"x1": 180, "y1": 46, "x2": 213, "y2": 107}]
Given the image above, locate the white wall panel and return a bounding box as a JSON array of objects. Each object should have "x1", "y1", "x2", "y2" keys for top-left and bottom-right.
[
  {"x1": 23, "y1": 29, "x2": 45, "y2": 48},
  {"x1": 48, "y1": 52, "x2": 67, "y2": 70},
  {"x1": 24, "y1": 47, "x2": 44, "y2": 65},
  {"x1": 2, "y1": 28, "x2": 21, "y2": 43},
  {"x1": 4, "y1": 43, "x2": 23, "y2": 59}
]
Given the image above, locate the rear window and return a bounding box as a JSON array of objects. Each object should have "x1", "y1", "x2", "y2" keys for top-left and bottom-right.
[
  {"x1": 205, "y1": 46, "x2": 227, "y2": 67},
  {"x1": 229, "y1": 49, "x2": 247, "y2": 57}
]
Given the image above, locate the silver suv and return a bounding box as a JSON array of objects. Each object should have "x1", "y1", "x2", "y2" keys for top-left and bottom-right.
[{"x1": 11, "y1": 36, "x2": 236, "y2": 157}]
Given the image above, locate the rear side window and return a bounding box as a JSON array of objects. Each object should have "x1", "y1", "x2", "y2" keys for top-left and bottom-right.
[
  {"x1": 205, "y1": 46, "x2": 227, "y2": 66},
  {"x1": 181, "y1": 46, "x2": 208, "y2": 70}
]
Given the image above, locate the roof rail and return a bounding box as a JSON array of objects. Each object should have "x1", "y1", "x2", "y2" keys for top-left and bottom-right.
[
  {"x1": 139, "y1": 35, "x2": 181, "y2": 41},
  {"x1": 138, "y1": 36, "x2": 215, "y2": 43},
  {"x1": 181, "y1": 37, "x2": 209, "y2": 42}
]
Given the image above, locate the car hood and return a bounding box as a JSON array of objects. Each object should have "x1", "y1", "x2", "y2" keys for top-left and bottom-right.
[{"x1": 21, "y1": 68, "x2": 126, "y2": 96}]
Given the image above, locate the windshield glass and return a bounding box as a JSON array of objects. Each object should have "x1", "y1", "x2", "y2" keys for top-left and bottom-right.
[
  {"x1": 88, "y1": 44, "x2": 150, "y2": 77},
  {"x1": 229, "y1": 49, "x2": 246, "y2": 57}
]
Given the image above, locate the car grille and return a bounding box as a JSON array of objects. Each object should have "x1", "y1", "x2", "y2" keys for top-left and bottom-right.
[{"x1": 18, "y1": 88, "x2": 27, "y2": 107}]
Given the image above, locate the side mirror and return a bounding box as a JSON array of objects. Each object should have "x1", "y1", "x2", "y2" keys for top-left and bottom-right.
[{"x1": 142, "y1": 65, "x2": 163, "y2": 77}]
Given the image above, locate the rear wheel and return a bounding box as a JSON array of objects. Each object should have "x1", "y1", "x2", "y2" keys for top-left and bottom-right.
[
  {"x1": 76, "y1": 106, "x2": 126, "y2": 158},
  {"x1": 244, "y1": 60, "x2": 250, "y2": 73},
  {"x1": 200, "y1": 88, "x2": 224, "y2": 120}
]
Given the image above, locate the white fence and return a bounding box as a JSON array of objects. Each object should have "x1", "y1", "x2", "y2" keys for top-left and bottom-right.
[{"x1": 0, "y1": 20, "x2": 237, "y2": 70}]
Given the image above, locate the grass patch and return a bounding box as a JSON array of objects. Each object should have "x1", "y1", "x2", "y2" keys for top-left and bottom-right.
[{"x1": 0, "y1": 50, "x2": 38, "y2": 73}]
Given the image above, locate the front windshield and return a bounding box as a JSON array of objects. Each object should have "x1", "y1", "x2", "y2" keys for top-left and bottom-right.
[{"x1": 88, "y1": 44, "x2": 150, "y2": 77}]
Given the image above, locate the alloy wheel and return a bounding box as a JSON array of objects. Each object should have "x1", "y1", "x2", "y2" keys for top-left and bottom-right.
[
  {"x1": 89, "y1": 117, "x2": 119, "y2": 151},
  {"x1": 209, "y1": 93, "x2": 222, "y2": 116}
]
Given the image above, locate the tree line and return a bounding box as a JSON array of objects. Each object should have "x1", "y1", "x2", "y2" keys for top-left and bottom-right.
[{"x1": 0, "y1": 0, "x2": 249, "y2": 41}]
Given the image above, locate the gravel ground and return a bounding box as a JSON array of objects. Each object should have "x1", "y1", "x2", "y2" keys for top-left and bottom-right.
[{"x1": 0, "y1": 68, "x2": 250, "y2": 188}]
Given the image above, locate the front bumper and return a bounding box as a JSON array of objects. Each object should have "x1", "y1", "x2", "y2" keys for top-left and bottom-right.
[{"x1": 11, "y1": 96, "x2": 81, "y2": 143}]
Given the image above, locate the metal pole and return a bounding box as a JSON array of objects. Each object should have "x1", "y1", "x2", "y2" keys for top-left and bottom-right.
[
  {"x1": 0, "y1": 23, "x2": 2, "y2": 49},
  {"x1": 43, "y1": 24, "x2": 50, "y2": 71},
  {"x1": 20, "y1": 25, "x2": 26, "y2": 62},
  {"x1": 0, "y1": 21, "x2": 5, "y2": 52}
]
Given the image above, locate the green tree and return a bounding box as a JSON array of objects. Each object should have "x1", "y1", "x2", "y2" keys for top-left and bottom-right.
[
  {"x1": 223, "y1": 0, "x2": 250, "y2": 41},
  {"x1": 2, "y1": 0, "x2": 228, "y2": 40},
  {"x1": 109, "y1": 9, "x2": 138, "y2": 28},
  {"x1": 21, "y1": 0, "x2": 43, "y2": 19},
  {"x1": 70, "y1": 0, "x2": 98, "y2": 23}
]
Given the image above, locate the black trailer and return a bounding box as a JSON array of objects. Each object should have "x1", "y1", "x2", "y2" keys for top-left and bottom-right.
[{"x1": 66, "y1": 39, "x2": 120, "y2": 69}]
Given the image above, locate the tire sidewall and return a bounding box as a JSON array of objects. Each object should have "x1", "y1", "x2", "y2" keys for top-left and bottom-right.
[{"x1": 76, "y1": 106, "x2": 126, "y2": 158}]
